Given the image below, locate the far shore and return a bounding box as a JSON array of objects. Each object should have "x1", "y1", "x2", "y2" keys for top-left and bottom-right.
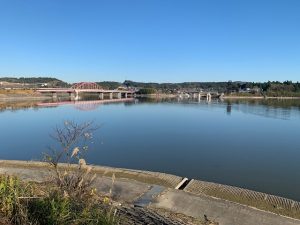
[
  {"x1": 0, "y1": 89, "x2": 53, "y2": 101},
  {"x1": 223, "y1": 96, "x2": 264, "y2": 99},
  {"x1": 0, "y1": 96, "x2": 52, "y2": 101},
  {"x1": 137, "y1": 94, "x2": 300, "y2": 100},
  {"x1": 1, "y1": 91, "x2": 300, "y2": 101},
  {"x1": 223, "y1": 96, "x2": 300, "y2": 100}
]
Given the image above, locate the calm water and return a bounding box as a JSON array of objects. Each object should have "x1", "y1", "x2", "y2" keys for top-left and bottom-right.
[{"x1": 1, "y1": 98, "x2": 300, "y2": 200}]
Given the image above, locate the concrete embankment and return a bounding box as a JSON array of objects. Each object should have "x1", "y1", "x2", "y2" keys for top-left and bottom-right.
[{"x1": 0, "y1": 160, "x2": 300, "y2": 225}]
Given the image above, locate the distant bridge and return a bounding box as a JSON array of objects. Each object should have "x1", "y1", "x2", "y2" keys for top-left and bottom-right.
[
  {"x1": 36, "y1": 82, "x2": 135, "y2": 100},
  {"x1": 179, "y1": 91, "x2": 223, "y2": 101}
]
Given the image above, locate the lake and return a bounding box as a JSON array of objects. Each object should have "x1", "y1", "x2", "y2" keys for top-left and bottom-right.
[{"x1": 1, "y1": 97, "x2": 300, "y2": 201}]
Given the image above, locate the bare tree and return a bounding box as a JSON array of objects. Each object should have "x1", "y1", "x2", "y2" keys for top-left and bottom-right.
[{"x1": 44, "y1": 120, "x2": 99, "y2": 199}]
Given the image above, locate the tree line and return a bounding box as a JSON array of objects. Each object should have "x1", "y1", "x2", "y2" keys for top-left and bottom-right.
[
  {"x1": 124, "y1": 80, "x2": 300, "y2": 96},
  {"x1": 1, "y1": 77, "x2": 300, "y2": 96}
]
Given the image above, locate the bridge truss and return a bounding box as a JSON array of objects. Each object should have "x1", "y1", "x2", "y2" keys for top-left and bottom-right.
[{"x1": 71, "y1": 82, "x2": 102, "y2": 90}]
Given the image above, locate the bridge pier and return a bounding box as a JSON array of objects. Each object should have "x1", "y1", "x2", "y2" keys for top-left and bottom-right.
[
  {"x1": 52, "y1": 92, "x2": 58, "y2": 100},
  {"x1": 198, "y1": 93, "x2": 201, "y2": 102},
  {"x1": 207, "y1": 93, "x2": 211, "y2": 102},
  {"x1": 117, "y1": 92, "x2": 121, "y2": 99},
  {"x1": 69, "y1": 92, "x2": 76, "y2": 101},
  {"x1": 99, "y1": 93, "x2": 104, "y2": 100},
  {"x1": 74, "y1": 91, "x2": 80, "y2": 101},
  {"x1": 109, "y1": 93, "x2": 113, "y2": 99},
  {"x1": 125, "y1": 93, "x2": 128, "y2": 98}
]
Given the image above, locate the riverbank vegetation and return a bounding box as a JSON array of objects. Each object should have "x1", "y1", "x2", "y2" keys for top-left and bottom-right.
[
  {"x1": 136, "y1": 88, "x2": 157, "y2": 95},
  {"x1": 96, "y1": 82, "x2": 122, "y2": 90},
  {"x1": 0, "y1": 121, "x2": 118, "y2": 225},
  {"x1": 0, "y1": 175, "x2": 118, "y2": 225},
  {"x1": 0, "y1": 89, "x2": 36, "y2": 94},
  {"x1": 0, "y1": 89, "x2": 51, "y2": 101}
]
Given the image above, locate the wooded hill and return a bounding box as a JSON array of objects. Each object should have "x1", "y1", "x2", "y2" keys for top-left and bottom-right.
[
  {"x1": 1, "y1": 77, "x2": 300, "y2": 97},
  {"x1": 0, "y1": 77, "x2": 69, "y2": 87},
  {"x1": 123, "y1": 80, "x2": 300, "y2": 97}
]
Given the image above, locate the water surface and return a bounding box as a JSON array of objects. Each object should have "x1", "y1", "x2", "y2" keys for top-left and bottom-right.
[{"x1": 0, "y1": 98, "x2": 300, "y2": 201}]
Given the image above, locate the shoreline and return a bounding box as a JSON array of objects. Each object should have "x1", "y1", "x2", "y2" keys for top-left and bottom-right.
[
  {"x1": 0, "y1": 95, "x2": 52, "y2": 101},
  {"x1": 2, "y1": 92, "x2": 300, "y2": 101},
  {"x1": 223, "y1": 96, "x2": 300, "y2": 99},
  {"x1": 0, "y1": 159, "x2": 300, "y2": 221},
  {"x1": 2, "y1": 160, "x2": 300, "y2": 224},
  {"x1": 136, "y1": 93, "x2": 177, "y2": 98},
  {"x1": 138, "y1": 94, "x2": 300, "y2": 100}
]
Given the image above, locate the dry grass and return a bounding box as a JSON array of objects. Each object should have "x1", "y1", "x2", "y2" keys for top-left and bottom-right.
[
  {"x1": 0, "y1": 89, "x2": 36, "y2": 95},
  {"x1": 0, "y1": 161, "x2": 178, "y2": 188},
  {"x1": 0, "y1": 121, "x2": 120, "y2": 225},
  {"x1": 43, "y1": 121, "x2": 100, "y2": 200},
  {"x1": 0, "y1": 175, "x2": 119, "y2": 225}
]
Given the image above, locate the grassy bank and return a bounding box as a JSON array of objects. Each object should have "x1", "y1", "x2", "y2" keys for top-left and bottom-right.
[
  {"x1": 0, "y1": 121, "x2": 120, "y2": 225},
  {"x1": 0, "y1": 173, "x2": 208, "y2": 225},
  {"x1": 0, "y1": 175, "x2": 118, "y2": 225},
  {"x1": 0, "y1": 89, "x2": 52, "y2": 100},
  {"x1": 0, "y1": 89, "x2": 36, "y2": 96}
]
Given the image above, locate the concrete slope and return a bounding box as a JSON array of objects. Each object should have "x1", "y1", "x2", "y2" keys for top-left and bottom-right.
[
  {"x1": 1, "y1": 160, "x2": 300, "y2": 225},
  {"x1": 0, "y1": 165, "x2": 151, "y2": 203},
  {"x1": 151, "y1": 189, "x2": 300, "y2": 225}
]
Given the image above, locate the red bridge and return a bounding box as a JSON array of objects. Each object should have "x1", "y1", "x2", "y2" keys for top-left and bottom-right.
[{"x1": 36, "y1": 82, "x2": 135, "y2": 100}]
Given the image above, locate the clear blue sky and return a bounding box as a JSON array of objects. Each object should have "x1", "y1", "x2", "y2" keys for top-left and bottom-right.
[{"x1": 0, "y1": 0, "x2": 299, "y2": 83}]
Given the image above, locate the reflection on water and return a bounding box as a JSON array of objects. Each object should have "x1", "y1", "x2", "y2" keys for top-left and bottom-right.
[
  {"x1": 0, "y1": 99, "x2": 49, "y2": 112},
  {"x1": 1, "y1": 97, "x2": 300, "y2": 200},
  {"x1": 0, "y1": 98, "x2": 137, "y2": 112},
  {"x1": 1, "y1": 98, "x2": 300, "y2": 120},
  {"x1": 224, "y1": 99, "x2": 300, "y2": 120},
  {"x1": 37, "y1": 98, "x2": 137, "y2": 111},
  {"x1": 226, "y1": 102, "x2": 232, "y2": 115}
]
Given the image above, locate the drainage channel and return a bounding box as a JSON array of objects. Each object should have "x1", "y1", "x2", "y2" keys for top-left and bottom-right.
[
  {"x1": 133, "y1": 178, "x2": 192, "y2": 208},
  {"x1": 175, "y1": 177, "x2": 191, "y2": 190},
  {"x1": 133, "y1": 185, "x2": 166, "y2": 207}
]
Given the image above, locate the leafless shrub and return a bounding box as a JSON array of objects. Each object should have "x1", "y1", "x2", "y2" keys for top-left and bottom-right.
[{"x1": 44, "y1": 120, "x2": 99, "y2": 200}]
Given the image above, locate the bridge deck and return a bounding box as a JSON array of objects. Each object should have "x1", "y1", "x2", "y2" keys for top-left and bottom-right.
[{"x1": 36, "y1": 88, "x2": 135, "y2": 94}]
